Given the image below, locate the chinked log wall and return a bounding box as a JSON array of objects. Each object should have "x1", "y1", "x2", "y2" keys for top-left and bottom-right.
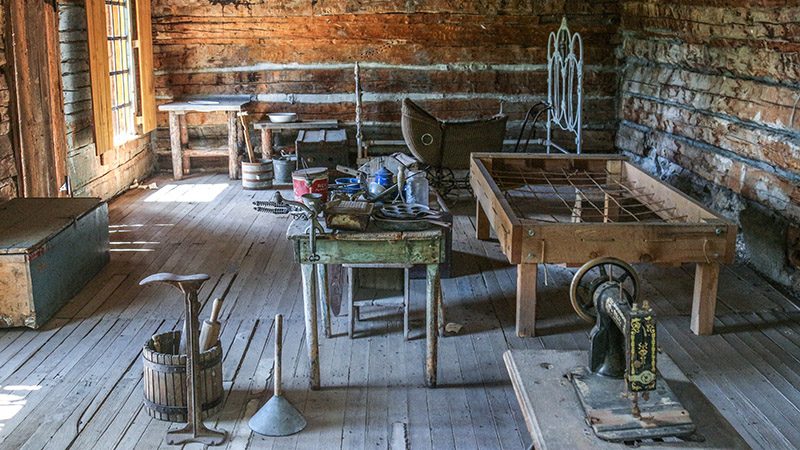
[
  {"x1": 0, "y1": 4, "x2": 17, "y2": 200},
  {"x1": 151, "y1": 1, "x2": 621, "y2": 153},
  {"x1": 59, "y1": 0, "x2": 155, "y2": 199},
  {"x1": 616, "y1": 0, "x2": 800, "y2": 290}
]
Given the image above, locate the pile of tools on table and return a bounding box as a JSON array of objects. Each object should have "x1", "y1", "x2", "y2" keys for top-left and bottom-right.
[{"x1": 254, "y1": 153, "x2": 451, "y2": 234}]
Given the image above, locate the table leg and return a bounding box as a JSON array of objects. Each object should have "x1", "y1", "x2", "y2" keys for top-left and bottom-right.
[
  {"x1": 691, "y1": 262, "x2": 719, "y2": 335},
  {"x1": 168, "y1": 112, "x2": 183, "y2": 180},
  {"x1": 300, "y1": 263, "x2": 320, "y2": 390},
  {"x1": 426, "y1": 263, "x2": 440, "y2": 387},
  {"x1": 317, "y1": 263, "x2": 331, "y2": 339},
  {"x1": 476, "y1": 200, "x2": 490, "y2": 241},
  {"x1": 438, "y1": 278, "x2": 445, "y2": 337},
  {"x1": 227, "y1": 112, "x2": 239, "y2": 180},
  {"x1": 179, "y1": 114, "x2": 190, "y2": 175},
  {"x1": 516, "y1": 263, "x2": 538, "y2": 337},
  {"x1": 261, "y1": 128, "x2": 273, "y2": 159}
]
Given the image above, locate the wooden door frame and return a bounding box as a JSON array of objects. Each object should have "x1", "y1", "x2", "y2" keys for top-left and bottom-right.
[{"x1": 7, "y1": 0, "x2": 68, "y2": 198}]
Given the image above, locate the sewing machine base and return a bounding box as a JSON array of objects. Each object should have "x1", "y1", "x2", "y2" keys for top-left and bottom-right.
[{"x1": 569, "y1": 360, "x2": 696, "y2": 442}]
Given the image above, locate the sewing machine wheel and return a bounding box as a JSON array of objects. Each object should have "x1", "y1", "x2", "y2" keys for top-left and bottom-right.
[{"x1": 570, "y1": 257, "x2": 640, "y2": 323}]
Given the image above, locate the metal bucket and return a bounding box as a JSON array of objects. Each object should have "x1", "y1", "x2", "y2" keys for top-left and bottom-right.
[
  {"x1": 273, "y1": 155, "x2": 296, "y2": 185},
  {"x1": 142, "y1": 330, "x2": 223, "y2": 422},
  {"x1": 242, "y1": 159, "x2": 274, "y2": 190},
  {"x1": 292, "y1": 167, "x2": 328, "y2": 201}
]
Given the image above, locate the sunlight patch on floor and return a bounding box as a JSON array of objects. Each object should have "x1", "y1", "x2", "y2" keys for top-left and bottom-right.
[{"x1": 145, "y1": 183, "x2": 228, "y2": 203}]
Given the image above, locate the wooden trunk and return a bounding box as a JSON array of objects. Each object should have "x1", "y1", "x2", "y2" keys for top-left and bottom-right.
[
  {"x1": 0, "y1": 198, "x2": 109, "y2": 328},
  {"x1": 295, "y1": 129, "x2": 349, "y2": 175},
  {"x1": 142, "y1": 330, "x2": 224, "y2": 422}
]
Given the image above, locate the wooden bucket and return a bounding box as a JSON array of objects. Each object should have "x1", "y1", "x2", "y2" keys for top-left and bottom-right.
[
  {"x1": 142, "y1": 330, "x2": 223, "y2": 422},
  {"x1": 242, "y1": 159, "x2": 274, "y2": 190}
]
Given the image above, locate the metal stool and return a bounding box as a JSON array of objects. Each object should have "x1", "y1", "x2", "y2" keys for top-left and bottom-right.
[{"x1": 344, "y1": 264, "x2": 411, "y2": 339}]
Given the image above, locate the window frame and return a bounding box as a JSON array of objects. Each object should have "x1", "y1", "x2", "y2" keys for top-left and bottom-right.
[{"x1": 86, "y1": 0, "x2": 156, "y2": 157}]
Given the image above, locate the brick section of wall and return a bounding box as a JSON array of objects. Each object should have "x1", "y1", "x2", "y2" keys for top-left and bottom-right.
[
  {"x1": 59, "y1": 0, "x2": 155, "y2": 200},
  {"x1": 150, "y1": 1, "x2": 622, "y2": 154},
  {"x1": 617, "y1": 1, "x2": 800, "y2": 291},
  {"x1": 0, "y1": 4, "x2": 19, "y2": 200}
]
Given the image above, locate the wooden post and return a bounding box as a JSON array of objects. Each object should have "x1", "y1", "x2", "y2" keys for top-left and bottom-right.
[
  {"x1": 227, "y1": 112, "x2": 239, "y2": 179},
  {"x1": 317, "y1": 264, "x2": 331, "y2": 339},
  {"x1": 425, "y1": 263, "x2": 440, "y2": 387},
  {"x1": 261, "y1": 128, "x2": 273, "y2": 159},
  {"x1": 476, "y1": 200, "x2": 490, "y2": 240},
  {"x1": 691, "y1": 262, "x2": 719, "y2": 335},
  {"x1": 273, "y1": 314, "x2": 283, "y2": 396},
  {"x1": 516, "y1": 264, "x2": 538, "y2": 337},
  {"x1": 300, "y1": 264, "x2": 320, "y2": 389},
  {"x1": 354, "y1": 62, "x2": 364, "y2": 159},
  {"x1": 9, "y1": 0, "x2": 68, "y2": 197},
  {"x1": 169, "y1": 112, "x2": 183, "y2": 180}
]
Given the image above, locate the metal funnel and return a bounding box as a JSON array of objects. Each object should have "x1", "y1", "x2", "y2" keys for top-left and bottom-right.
[{"x1": 249, "y1": 314, "x2": 307, "y2": 436}]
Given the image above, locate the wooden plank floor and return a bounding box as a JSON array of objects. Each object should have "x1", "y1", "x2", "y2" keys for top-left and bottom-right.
[{"x1": 1, "y1": 173, "x2": 799, "y2": 449}]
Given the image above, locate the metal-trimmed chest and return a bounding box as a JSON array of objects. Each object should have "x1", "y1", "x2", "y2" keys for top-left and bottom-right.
[
  {"x1": 0, "y1": 198, "x2": 109, "y2": 328},
  {"x1": 295, "y1": 129, "x2": 349, "y2": 173}
]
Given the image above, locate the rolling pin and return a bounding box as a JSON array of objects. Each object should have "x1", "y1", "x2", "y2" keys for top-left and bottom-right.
[{"x1": 199, "y1": 298, "x2": 223, "y2": 352}]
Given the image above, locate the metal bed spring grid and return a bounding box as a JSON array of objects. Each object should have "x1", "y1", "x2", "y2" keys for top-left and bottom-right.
[{"x1": 489, "y1": 167, "x2": 690, "y2": 224}]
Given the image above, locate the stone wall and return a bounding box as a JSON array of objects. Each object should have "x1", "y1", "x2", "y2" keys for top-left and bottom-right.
[
  {"x1": 59, "y1": 0, "x2": 155, "y2": 200},
  {"x1": 151, "y1": 0, "x2": 622, "y2": 156},
  {"x1": 0, "y1": 3, "x2": 18, "y2": 200},
  {"x1": 617, "y1": 1, "x2": 800, "y2": 291}
]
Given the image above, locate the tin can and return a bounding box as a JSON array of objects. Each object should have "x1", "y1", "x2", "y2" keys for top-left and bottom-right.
[{"x1": 292, "y1": 167, "x2": 329, "y2": 202}]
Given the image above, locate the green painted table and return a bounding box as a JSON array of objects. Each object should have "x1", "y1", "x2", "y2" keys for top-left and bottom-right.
[{"x1": 287, "y1": 218, "x2": 445, "y2": 389}]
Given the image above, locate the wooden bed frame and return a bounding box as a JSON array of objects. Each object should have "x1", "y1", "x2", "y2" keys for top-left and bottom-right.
[{"x1": 470, "y1": 153, "x2": 736, "y2": 337}]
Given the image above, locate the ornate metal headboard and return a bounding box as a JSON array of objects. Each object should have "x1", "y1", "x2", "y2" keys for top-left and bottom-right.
[{"x1": 546, "y1": 17, "x2": 584, "y2": 154}]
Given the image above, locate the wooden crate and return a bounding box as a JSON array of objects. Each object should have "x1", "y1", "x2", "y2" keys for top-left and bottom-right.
[
  {"x1": 0, "y1": 198, "x2": 109, "y2": 328},
  {"x1": 295, "y1": 129, "x2": 349, "y2": 174}
]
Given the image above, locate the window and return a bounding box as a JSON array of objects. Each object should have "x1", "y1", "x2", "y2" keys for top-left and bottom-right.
[
  {"x1": 106, "y1": 0, "x2": 137, "y2": 140},
  {"x1": 86, "y1": 0, "x2": 156, "y2": 156}
]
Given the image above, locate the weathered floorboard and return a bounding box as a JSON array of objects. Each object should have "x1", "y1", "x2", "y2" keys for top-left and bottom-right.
[{"x1": 0, "y1": 174, "x2": 796, "y2": 449}]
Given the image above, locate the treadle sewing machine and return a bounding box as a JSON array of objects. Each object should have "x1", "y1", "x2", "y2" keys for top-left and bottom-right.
[{"x1": 503, "y1": 257, "x2": 749, "y2": 449}]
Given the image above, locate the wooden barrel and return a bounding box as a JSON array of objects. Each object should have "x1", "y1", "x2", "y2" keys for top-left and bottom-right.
[
  {"x1": 241, "y1": 159, "x2": 274, "y2": 190},
  {"x1": 142, "y1": 330, "x2": 223, "y2": 422}
]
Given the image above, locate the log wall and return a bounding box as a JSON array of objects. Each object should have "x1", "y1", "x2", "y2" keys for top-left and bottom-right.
[
  {"x1": 616, "y1": 0, "x2": 800, "y2": 291},
  {"x1": 0, "y1": 3, "x2": 18, "y2": 200},
  {"x1": 59, "y1": 0, "x2": 155, "y2": 200},
  {"x1": 150, "y1": 0, "x2": 621, "y2": 153}
]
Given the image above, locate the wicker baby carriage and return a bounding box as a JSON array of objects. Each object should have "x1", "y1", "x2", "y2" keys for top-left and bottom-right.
[{"x1": 401, "y1": 98, "x2": 507, "y2": 195}]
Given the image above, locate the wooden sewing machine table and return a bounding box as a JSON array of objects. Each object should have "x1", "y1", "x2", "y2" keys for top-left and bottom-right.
[{"x1": 287, "y1": 218, "x2": 446, "y2": 389}]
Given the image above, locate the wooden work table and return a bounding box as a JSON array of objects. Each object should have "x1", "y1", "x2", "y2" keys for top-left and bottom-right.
[
  {"x1": 503, "y1": 350, "x2": 748, "y2": 449},
  {"x1": 253, "y1": 119, "x2": 338, "y2": 158},
  {"x1": 158, "y1": 95, "x2": 253, "y2": 180},
  {"x1": 286, "y1": 218, "x2": 445, "y2": 389}
]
